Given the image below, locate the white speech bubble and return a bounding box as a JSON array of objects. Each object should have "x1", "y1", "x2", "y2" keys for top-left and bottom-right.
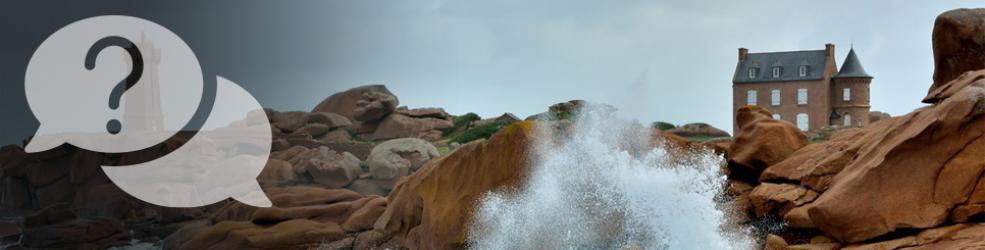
[
  {"x1": 23, "y1": 15, "x2": 272, "y2": 208},
  {"x1": 24, "y1": 15, "x2": 202, "y2": 153},
  {"x1": 101, "y1": 76, "x2": 272, "y2": 207}
]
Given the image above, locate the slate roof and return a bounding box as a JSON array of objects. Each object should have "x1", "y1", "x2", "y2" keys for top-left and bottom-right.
[
  {"x1": 734, "y1": 49, "x2": 828, "y2": 84},
  {"x1": 833, "y1": 48, "x2": 872, "y2": 79}
]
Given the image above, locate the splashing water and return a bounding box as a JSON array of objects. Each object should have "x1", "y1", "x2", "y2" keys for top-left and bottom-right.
[{"x1": 468, "y1": 104, "x2": 752, "y2": 250}]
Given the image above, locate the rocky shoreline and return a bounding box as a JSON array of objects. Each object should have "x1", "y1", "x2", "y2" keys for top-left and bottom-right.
[{"x1": 0, "y1": 8, "x2": 983, "y2": 250}]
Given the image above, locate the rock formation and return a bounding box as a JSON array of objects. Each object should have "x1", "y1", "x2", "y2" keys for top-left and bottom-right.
[
  {"x1": 311, "y1": 85, "x2": 398, "y2": 123},
  {"x1": 931, "y1": 8, "x2": 985, "y2": 95},
  {"x1": 727, "y1": 105, "x2": 808, "y2": 183},
  {"x1": 163, "y1": 187, "x2": 391, "y2": 249},
  {"x1": 730, "y1": 9, "x2": 985, "y2": 249},
  {"x1": 375, "y1": 121, "x2": 537, "y2": 249},
  {"x1": 1, "y1": 8, "x2": 983, "y2": 250}
]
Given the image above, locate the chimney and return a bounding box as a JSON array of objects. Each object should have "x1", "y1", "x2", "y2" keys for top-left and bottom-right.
[
  {"x1": 825, "y1": 43, "x2": 835, "y2": 57},
  {"x1": 738, "y1": 48, "x2": 748, "y2": 61}
]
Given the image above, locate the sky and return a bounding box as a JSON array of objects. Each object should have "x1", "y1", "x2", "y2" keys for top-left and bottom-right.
[{"x1": 1, "y1": 0, "x2": 983, "y2": 145}]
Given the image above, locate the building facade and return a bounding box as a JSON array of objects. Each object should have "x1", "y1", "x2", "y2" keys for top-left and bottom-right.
[{"x1": 732, "y1": 44, "x2": 873, "y2": 132}]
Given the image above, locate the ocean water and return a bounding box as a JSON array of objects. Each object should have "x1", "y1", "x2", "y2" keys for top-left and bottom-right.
[{"x1": 468, "y1": 104, "x2": 752, "y2": 250}]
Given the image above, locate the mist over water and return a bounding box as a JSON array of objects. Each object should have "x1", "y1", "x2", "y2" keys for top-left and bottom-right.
[{"x1": 468, "y1": 104, "x2": 752, "y2": 250}]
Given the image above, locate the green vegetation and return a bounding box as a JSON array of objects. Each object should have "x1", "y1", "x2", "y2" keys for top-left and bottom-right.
[
  {"x1": 442, "y1": 112, "x2": 481, "y2": 136},
  {"x1": 808, "y1": 126, "x2": 855, "y2": 143},
  {"x1": 359, "y1": 161, "x2": 369, "y2": 172},
  {"x1": 552, "y1": 111, "x2": 575, "y2": 121},
  {"x1": 687, "y1": 122, "x2": 712, "y2": 128},
  {"x1": 437, "y1": 146, "x2": 451, "y2": 155},
  {"x1": 652, "y1": 121, "x2": 676, "y2": 131},
  {"x1": 451, "y1": 122, "x2": 509, "y2": 144}
]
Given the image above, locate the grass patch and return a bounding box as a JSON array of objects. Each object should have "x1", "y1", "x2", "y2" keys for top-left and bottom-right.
[
  {"x1": 437, "y1": 146, "x2": 451, "y2": 155},
  {"x1": 652, "y1": 121, "x2": 676, "y2": 131},
  {"x1": 552, "y1": 111, "x2": 575, "y2": 121},
  {"x1": 442, "y1": 113, "x2": 481, "y2": 136},
  {"x1": 686, "y1": 135, "x2": 726, "y2": 143},
  {"x1": 451, "y1": 122, "x2": 509, "y2": 144}
]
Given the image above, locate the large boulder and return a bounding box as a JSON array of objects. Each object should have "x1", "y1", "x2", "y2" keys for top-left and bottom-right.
[
  {"x1": 364, "y1": 108, "x2": 453, "y2": 141},
  {"x1": 375, "y1": 121, "x2": 537, "y2": 249},
  {"x1": 271, "y1": 111, "x2": 308, "y2": 133},
  {"x1": 270, "y1": 146, "x2": 364, "y2": 188},
  {"x1": 311, "y1": 85, "x2": 398, "y2": 123},
  {"x1": 727, "y1": 106, "x2": 807, "y2": 182},
  {"x1": 805, "y1": 78, "x2": 985, "y2": 243},
  {"x1": 931, "y1": 8, "x2": 985, "y2": 97},
  {"x1": 256, "y1": 159, "x2": 295, "y2": 186},
  {"x1": 304, "y1": 112, "x2": 352, "y2": 129},
  {"x1": 304, "y1": 150, "x2": 363, "y2": 189},
  {"x1": 354, "y1": 91, "x2": 399, "y2": 122},
  {"x1": 367, "y1": 138, "x2": 440, "y2": 189}
]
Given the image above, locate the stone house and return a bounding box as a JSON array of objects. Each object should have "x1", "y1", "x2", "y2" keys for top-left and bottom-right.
[{"x1": 732, "y1": 44, "x2": 873, "y2": 132}]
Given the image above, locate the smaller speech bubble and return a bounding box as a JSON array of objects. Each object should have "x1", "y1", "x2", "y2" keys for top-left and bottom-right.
[{"x1": 101, "y1": 76, "x2": 272, "y2": 207}]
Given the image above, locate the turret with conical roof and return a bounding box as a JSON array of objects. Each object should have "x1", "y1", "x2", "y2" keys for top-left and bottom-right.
[
  {"x1": 831, "y1": 47, "x2": 873, "y2": 128},
  {"x1": 833, "y1": 48, "x2": 872, "y2": 79}
]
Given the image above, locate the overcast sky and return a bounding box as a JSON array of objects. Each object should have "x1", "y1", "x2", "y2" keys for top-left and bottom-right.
[{"x1": 1, "y1": 1, "x2": 983, "y2": 144}]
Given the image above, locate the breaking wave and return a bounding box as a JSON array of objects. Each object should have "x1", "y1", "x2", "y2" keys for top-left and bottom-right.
[{"x1": 468, "y1": 104, "x2": 752, "y2": 250}]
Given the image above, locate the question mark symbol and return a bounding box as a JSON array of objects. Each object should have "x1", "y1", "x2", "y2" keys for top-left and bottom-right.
[{"x1": 85, "y1": 36, "x2": 144, "y2": 135}]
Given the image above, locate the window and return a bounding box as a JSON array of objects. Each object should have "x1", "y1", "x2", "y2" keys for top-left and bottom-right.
[
  {"x1": 772, "y1": 67, "x2": 781, "y2": 78},
  {"x1": 799, "y1": 66, "x2": 808, "y2": 77},
  {"x1": 843, "y1": 88, "x2": 851, "y2": 101},
  {"x1": 772, "y1": 113, "x2": 781, "y2": 120},
  {"x1": 797, "y1": 88, "x2": 808, "y2": 105},
  {"x1": 796, "y1": 113, "x2": 809, "y2": 131},
  {"x1": 748, "y1": 68, "x2": 757, "y2": 79},
  {"x1": 771, "y1": 89, "x2": 781, "y2": 106},
  {"x1": 746, "y1": 90, "x2": 757, "y2": 106},
  {"x1": 843, "y1": 113, "x2": 852, "y2": 127}
]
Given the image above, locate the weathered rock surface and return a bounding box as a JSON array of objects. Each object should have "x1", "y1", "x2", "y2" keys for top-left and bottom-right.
[
  {"x1": 805, "y1": 78, "x2": 984, "y2": 243},
  {"x1": 375, "y1": 121, "x2": 536, "y2": 249},
  {"x1": 305, "y1": 112, "x2": 352, "y2": 129},
  {"x1": 842, "y1": 223, "x2": 985, "y2": 250},
  {"x1": 931, "y1": 8, "x2": 985, "y2": 96},
  {"x1": 867, "y1": 111, "x2": 892, "y2": 124},
  {"x1": 312, "y1": 85, "x2": 399, "y2": 123},
  {"x1": 167, "y1": 187, "x2": 387, "y2": 249},
  {"x1": 727, "y1": 106, "x2": 807, "y2": 182},
  {"x1": 925, "y1": 69, "x2": 985, "y2": 104},
  {"x1": 366, "y1": 111, "x2": 453, "y2": 141},
  {"x1": 354, "y1": 91, "x2": 399, "y2": 122},
  {"x1": 367, "y1": 138, "x2": 440, "y2": 189},
  {"x1": 20, "y1": 203, "x2": 130, "y2": 249},
  {"x1": 269, "y1": 146, "x2": 365, "y2": 188},
  {"x1": 759, "y1": 127, "x2": 868, "y2": 191},
  {"x1": 257, "y1": 159, "x2": 295, "y2": 186},
  {"x1": 302, "y1": 149, "x2": 363, "y2": 188},
  {"x1": 748, "y1": 183, "x2": 818, "y2": 218}
]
